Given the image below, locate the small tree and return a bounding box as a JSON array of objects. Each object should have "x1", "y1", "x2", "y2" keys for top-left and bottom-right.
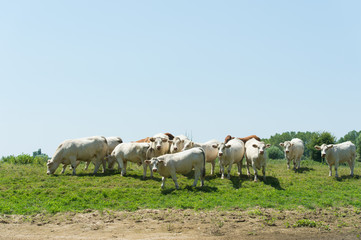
[
  {"x1": 307, "y1": 132, "x2": 336, "y2": 162},
  {"x1": 267, "y1": 146, "x2": 284, "y2": 160}
]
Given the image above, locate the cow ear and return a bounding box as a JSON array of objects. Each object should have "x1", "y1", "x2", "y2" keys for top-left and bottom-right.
[
  {"x1": 212, "y1": 144, "x2": 218, "y2": 149},
  {"x1": 168, "y1": 140, "x2": 173, "y2": 144},
  {"x1": 226, "y1": 144, "x2": 231, "y2": 148},
  {"x1": 314, "y1": 145, "x2": 321, "y2": 150},
  {"x1": 266, "y1": 144, "x2": 271, "y2": 148},
  {"x1": 279, "y1": 143, "x2": 284, "y2": 147},
  {"x1": 158, "y1": 160, "x2": 164, "y2": 164},
  {"x1": 327, "y1": 144, "x2": 333, "y2": 149},
  {"x1": 144, "y1": 160, "x2": 151, "y2": 164},
  {"x1": 162, "y1": 138, "x2": 168, "y2": 142},
  {"x1": 252, "y1": 144, "x2": 258, "y2": 148},
  {"x1": 181, "y1": 140, "x2": 185, "y2": 143},
  {"x1": 149, "y1": 137, "x2": 155, "y2": 142}
]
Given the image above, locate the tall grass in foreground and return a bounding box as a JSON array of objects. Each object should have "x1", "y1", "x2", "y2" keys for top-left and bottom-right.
[{"x1": 0, "y1": 159, "x2": 360, "y2": 215}]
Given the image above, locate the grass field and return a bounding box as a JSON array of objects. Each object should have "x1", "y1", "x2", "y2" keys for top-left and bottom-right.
[{"x1": 1, "y1": 159, "x2": 361, "y2": 215}]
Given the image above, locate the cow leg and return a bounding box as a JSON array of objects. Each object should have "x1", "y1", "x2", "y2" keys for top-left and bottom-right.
[
  {"x1": 334, "y1": 162, "x2": 339, "y2": 178},
  {"x1": 69, "y1": 156, "x2": 77, "y2": 176},
  {"x1": 211, "y1": 160, "x2": 215, "y2": 175},
  {"x1": 61, "y1": 164, "x2": 67, "y2": 174},
  {"x1": 237, "y1": 162, "x2": 242, "y2": 176},
  {"x1": 149, "y1": 164, "x2": 153, "y2": 178},
  {"x1": 101, "y1": 158, "x2": 107, "y2": 173},
  {"x1": 93, "y1": 160, "x2": 102, "y2": 174},
  {"x1": 170, "y1": 173, "x2": 179, "y2": 190},
  {"x1": 328, "y1": 164, "x2": 332, "y2": 177},
  {"x1": 220, "y1": 161, "x2": 225, "y2": 179},
  {"x1": 349, "y1": 160, "x2": 355, "y2": 177},
  {"x1": 84, "y1": 161, "x2": 90, "y2": 170},
  {"x1": 121, "y1": 160, "x2": 127, "y2": 176},
  {"x1": 246, "y1": 161, "x2": 251, "y2": 177},
  {"x1": 293, "y1": 159, "x2": 297, "y2": 171},
  {"x1": 161, "y1": 177, "x2": 166, "y2": 189},
  {"x1": 287, "y1": 158, "x2": 290, "y2": 170},
  {"x1": 192, "y1": 169, "x2": 201, "y2": 187},
  {"x1": 227, "y1": 163, "x2": 232, "y2": 179},
  {"x1": 252, "y1": 163, "x2": 258, "y2": 182},
  {"x1": 142, "y1": 162, "x2": 148, "y2": 179}
]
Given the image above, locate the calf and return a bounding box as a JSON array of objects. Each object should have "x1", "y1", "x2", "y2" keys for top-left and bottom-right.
[
  {"x1": 110, "y1": 142, "x2": 152, "y2": 178},
  {"x1": 279, "y1": 138, "x2": 304, "y2": 170},
  {"x1": 212, "y1": 138, "x2": 245, "y2": 179},
  {"x1": 245, "y1": 138, "x2": 271, "y2": 181},
  {"x1": 183, "y1": 139, "x2": 221, "y2": 175},
  {"x1": 144, "y1": 147, "x2": 206, "y2": 189},
  {"x1": 314, "y1": 141, "x2": 356, "y2": 177}
]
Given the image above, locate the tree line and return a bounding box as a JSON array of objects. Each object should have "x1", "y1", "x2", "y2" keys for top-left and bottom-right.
[{"x1": 263, "y1": 130, "x2": 361, "y2": 161}]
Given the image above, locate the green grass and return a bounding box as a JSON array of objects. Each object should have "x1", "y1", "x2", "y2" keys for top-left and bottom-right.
[{"x1": 0, "y1": 159, "x2": 361, "y2": 215}]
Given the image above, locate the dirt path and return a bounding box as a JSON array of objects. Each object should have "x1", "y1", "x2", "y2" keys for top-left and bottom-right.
[{"x1": 1, "y1": 208, "x2": 360, "y2": 240}]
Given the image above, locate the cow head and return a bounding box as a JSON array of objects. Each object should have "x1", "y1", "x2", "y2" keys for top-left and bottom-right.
[
  {"x1": 182, "y1": 141, "x2": 194, "y2": 151},
  {"x1": 47, "y1": 160, "x2": 59, "y2": 175},
  {"x1": 170, "y1": 137, "x2": 185, "y2": 153},
  {"x1": 212, "y1": 143, "x2": 231, "y2": 157},
  {"x1": 144, "y1": 158, "x2": 165, "y2": 172},
  {"x1": 252, "y1": 142, "x2": 271, "y2": 155},
  {"x1": 279, "y1": 141, "x2": 292, "y2": 154},
  {"x1": 314, "y1": 144, "x2": 333, "y2": 158},
  {"x1": 149, "y1": 137, "x2": 168, "y2": 151}
]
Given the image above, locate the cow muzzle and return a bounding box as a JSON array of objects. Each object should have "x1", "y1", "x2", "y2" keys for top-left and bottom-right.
[
  {"x1": 152, "y1": 169, "x2": 157, "y2": 172},
  {"x1": 260, "y1": 151, "x2": 264, "y2": 155},
  {"x1": 157, "y1": 146, "x2": 161, "y2": 150},
  {"x1": 321, "y1": 154, "x2": 326, "y2": 158},
  {"x1": 218, "y1": 153, "x2": 223, "y2": 157},
  {"x1": 174, "y1": 147, "x2": 178, "y2": 151},
  {"x1": 285, "y1": 150, "x2": 289, "y2": 153}
]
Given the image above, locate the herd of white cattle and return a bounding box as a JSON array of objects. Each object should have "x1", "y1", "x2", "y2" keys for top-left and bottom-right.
[{"x1": 46, "y1": 133, "x2": 357, "y2": 189}]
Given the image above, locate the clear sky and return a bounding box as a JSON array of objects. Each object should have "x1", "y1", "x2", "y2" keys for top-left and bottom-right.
[{"x1": 1, "y1": 1, "x2": 360, "y2": 157}]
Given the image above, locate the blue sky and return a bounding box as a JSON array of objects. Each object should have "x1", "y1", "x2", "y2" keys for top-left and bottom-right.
[{"x1": 1, "y1": 1, "x2": 360, "y2": 157}]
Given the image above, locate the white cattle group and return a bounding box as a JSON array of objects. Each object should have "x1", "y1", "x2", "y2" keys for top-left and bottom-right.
[{"x1": 46, "y1": 133, "x2": 359, "y2": 189}]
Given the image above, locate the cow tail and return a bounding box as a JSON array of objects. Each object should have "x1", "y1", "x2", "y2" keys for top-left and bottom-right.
[{"x1": 200, "y1": 147, "x2": 206, "y2": 179}]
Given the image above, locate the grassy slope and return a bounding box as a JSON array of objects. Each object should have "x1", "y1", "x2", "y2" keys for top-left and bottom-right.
[{"x1": 0, "y1": 160, "x2": 360, "y2": 215}]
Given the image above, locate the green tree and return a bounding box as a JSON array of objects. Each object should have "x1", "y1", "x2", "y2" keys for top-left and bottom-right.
[
  {"x1": 338, "y1": 130, "x2": 361, "y2": 144},
  {"x1": 267, "y1": 146, "x2": 284, "y2": 159}
]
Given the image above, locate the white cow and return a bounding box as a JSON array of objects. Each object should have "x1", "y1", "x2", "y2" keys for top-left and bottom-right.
[
  {"x1": 212, "y1": 138, "x2": 245, "y2": 179},
  {"x1": 183, "y1": 139, "x2": 221, "y2": 175},
  {"x1": 169, "y1": 135, "x2": 190, "y2": 153},
  {"x1": 314, "y1": 141, "x2": 356, "y2": 177},
  {"x1": 110, "y1": 142, "x2": 152, "y2": 178},
  {"x1": 245, "y1": 138, "x2": 271, "y2": 182},
  {"x1": 147, "y1": 133, "x2": 171, "y2": 159},
  {"x1": 47, "y1": 136, "x2": 108, "y2": 175},
  {"x1": 144, "y1": 147, "x2": 206, "y2": 189},
  {"x1": 279, "y1": 138, "x2": 304, "y2": 170}
]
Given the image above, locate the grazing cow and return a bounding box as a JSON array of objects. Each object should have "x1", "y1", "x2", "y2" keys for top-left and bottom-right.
[
  {"x1": 169, "y1": 135, "x2": 191, "y2": 153},
  {"x1": 47, "y1": 136, "x2": 108, "y2": 175},
  {"x1": 212, "y1": 138, "x2": 245, "y2": 179},
  {"x1": 245, "y1": 138, "x2": 271, "y2": 181},
  {"x1": 147, "y1": 133, "x2": 172, "y2": 159},
  {"x1": 183, "y1": 139, "x2": 221, "y2": 175},
  {"x1": 110, "y1": 142, "x2": 152, "y2": 178},
  {"x1": 224, "y1": 135, "x2": 261, "y2": 144},
  {"x1": 279, "y1": 138, "x2": 304, "y2": 170},
  {"x1": 314, "y1": 141, "x2": 356, "y2": 177},
  {"x1": 144, "y1": 147, "x2": 206, "y2": 189}
]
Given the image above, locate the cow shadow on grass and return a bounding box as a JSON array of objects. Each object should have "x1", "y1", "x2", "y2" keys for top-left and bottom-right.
[
  {"x1": 123, "y1": 173, "x2": 163, "y2": 182},
  {"x1": 161, "y1": 185, "x2": 218, "y2": 195},
  {"x1": 295, "y1": 167, "x2": 314, "y2": 174},
  {"x1": 336, "y1": 174, "x2": 360, "y2": 182},
  {"x1": 262, "y1": 176, "x2": 284, "y2": 190}
]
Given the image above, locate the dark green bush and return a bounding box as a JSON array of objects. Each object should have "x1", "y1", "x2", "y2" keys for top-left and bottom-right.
[{"x1": 267, "y1": 146, "x2": 284, "y2": 159}]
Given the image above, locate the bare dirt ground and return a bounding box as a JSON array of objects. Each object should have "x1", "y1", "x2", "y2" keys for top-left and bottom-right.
[{"x1": 1, "y1": 207, "x2": 360, "y2": 240}]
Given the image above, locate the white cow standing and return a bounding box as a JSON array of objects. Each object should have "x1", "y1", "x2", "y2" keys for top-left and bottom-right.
[
  {"x1": 245, "y1": 138, "x2": 271, "y2": 182},
  {"x1": 212, "y1": 139, "x2": 245, "y2": 179},
  {"x1": 145, "y1": 147, "x2": 206, "y2": 189},
  {"x1": 169, "y1": 135, "x2": 190, "y2": 153},
  {"x1": 47, "y1": 136, "x2": 108, "y2": 175},
  {"x1": 183, "y1": 139, "x2": 221, "y2": 175},
  {"x1": 110, "y1": 142, "x2": 152, "y2": 178},
  {"x1": 314, "y1": 141, "x2": 356, "y2": 178},
  {"x1": 279, "y1": 138, "x2": 304, "y2": 170}
]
